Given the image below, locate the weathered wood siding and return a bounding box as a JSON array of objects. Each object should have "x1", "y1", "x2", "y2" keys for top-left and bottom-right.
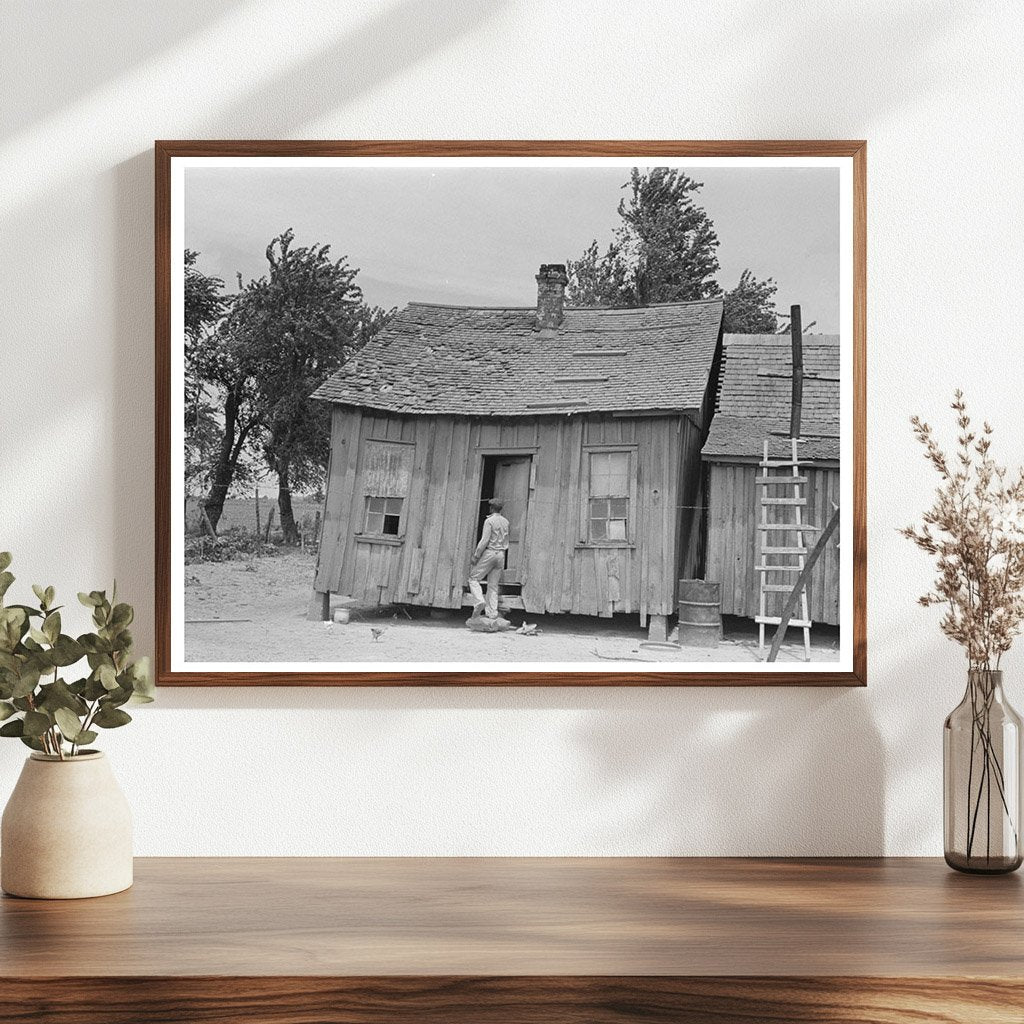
[
  {"x1": 704, "y1": 461, "x2": 841, "y2": 625},
  {"x1": 314, "y1": 409, "x2": 703, "y2": 622}
]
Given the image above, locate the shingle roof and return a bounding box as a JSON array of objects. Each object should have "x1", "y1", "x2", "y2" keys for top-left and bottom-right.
[
  {"x1": 702, "y1": 333, "x2": 840, "y2": 461},
  {"x1": 311, "y1": 299, "x2": 724, "y2": 417}
]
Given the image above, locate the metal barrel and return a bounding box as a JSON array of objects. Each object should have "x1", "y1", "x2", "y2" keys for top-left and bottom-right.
[{"x1": 678, "y1": 579, "x2": 722, "y2": 648}]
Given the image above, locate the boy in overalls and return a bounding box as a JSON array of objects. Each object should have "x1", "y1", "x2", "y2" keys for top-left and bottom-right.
[{"x1": 468, "y1": 498, "x2": 510, "y2": 619}]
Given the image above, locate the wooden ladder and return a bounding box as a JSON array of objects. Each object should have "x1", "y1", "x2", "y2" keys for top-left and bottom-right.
[{"x1": 756, "y1": 437, "x2": 814, "y2": 661}]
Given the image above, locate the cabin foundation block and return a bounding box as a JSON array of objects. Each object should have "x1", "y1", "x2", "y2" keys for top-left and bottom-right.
[
  {"x1": 647, "y1": 614, "x2": 668, "y2": 643},
  {"x1": 307, "y1": 590, "x2": 330, "y2": 621}
]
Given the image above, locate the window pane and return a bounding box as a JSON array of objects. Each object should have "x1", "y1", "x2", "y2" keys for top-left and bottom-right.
[
  {"x1": 382, "y1": 514, "x2": 401, "y2": 536},
  {"x1": 605, "y1": 452, "x2": 629, "y2": 494},
  {"x1": 589, "y1": 497, "x2": 609, "y2": 519},
  {"x1": 384, "y1": 497, "x2": 403, "y2": 515},
  {"x1": 609, "y1": 497, "x2": 629, "y2": 518},
  {"x1": 607, "y1": 518, "x2": 627, "y2": 541},
  {"x1": 590, "y1": 518, "x2": 607, "y2": 541},
  {"x1": 589, "y1": 451, "x2": 629, "y2": 496},
  {"x1": 364, "y1": 511, "x2": 383, "y2": 534}
]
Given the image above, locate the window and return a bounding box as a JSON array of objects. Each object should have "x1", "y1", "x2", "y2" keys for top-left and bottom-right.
[
  {"x1": 588, "y1": 451, "x2": 630, "y2": 543},
  {"x1": 364, "y1": 496, "x2": 403, "y2": 536}
]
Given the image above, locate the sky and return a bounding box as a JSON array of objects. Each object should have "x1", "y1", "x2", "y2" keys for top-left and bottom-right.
[{"x1": 185, "y1": 161, "x2": 841, "y2": 333}]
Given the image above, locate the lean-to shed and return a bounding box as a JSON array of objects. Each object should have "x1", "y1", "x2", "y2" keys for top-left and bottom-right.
[
  {"x1": 308, "y1": 265, "x2": 724, "y2": 637},
  {"x1": 701, "y1": 333, "x2": 841, "y2": 626}
]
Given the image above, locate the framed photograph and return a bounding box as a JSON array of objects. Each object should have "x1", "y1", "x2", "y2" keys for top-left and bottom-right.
[{"x1": 156, "y1": 141, "x2": 865, "y2": 686}]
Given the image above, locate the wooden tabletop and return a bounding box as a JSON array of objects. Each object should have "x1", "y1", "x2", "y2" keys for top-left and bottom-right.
[{"x1": 1, "y1": 856, "x2": 1022, "y2": 978}]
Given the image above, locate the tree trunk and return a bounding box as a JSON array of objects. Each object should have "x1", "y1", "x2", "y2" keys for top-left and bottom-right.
[
  {"x1": 203, "y1": 386, "x2": 239, "y2": 534},
  {"x1": 277, "y1": 456, "x2": 299, "y2": 544}
]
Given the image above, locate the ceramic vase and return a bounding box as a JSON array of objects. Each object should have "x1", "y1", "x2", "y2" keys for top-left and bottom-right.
[{"x1": 1, "y1": 751, "x2": 133, "y2": 898}]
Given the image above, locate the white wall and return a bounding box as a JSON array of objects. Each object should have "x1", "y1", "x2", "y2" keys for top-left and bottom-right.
[{"x1": 1, "y1": 0, "x2": 1022, "y2": 856}]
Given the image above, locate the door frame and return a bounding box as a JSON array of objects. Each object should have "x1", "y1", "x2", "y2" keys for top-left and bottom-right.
[{"x1": 470, "y1": 447, "x2": 538, "y2": 585}]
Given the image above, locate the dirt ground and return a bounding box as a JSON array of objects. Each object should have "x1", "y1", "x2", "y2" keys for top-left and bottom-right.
[{"x1": 183, "y1": 549, "x2": 840, "y2": 667}]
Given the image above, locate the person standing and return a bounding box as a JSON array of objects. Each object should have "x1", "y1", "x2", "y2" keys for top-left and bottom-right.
[{"x1": 468, "y1": 498, "x2": 510, "y2": 619}]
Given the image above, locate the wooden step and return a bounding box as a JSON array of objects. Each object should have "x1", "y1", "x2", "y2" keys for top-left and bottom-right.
[
  {"x1": 761, "y1": 584, "x2": 807, "y2": 593},
  {"x1": 756, "y1": 564, "x2": 803, "y2": 573},
  {"x1": 758, "y1": 523, "x2": 818, "y2": 531},
  {"x1": 756, "y1": 615, "x2": 813, "y2": 628},
  {"x1": 460, "y1": 595, "x2": 525, "y2": 611},
  {"x1": 755, "y1": 476, "x2": 808, "y2": 485},
  {"x1": 761, "y1": 546, "x2": 809, "y2": 555},
  {"x1": 760, "y1": 497, "x2": 806, "y2": 506},
  {"x1": 759, "y1": 460, "x2": 802, "y2": 468}
]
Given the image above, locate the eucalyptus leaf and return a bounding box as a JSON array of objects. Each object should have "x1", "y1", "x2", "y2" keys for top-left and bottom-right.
[
  {"x1": 104, "y1": 685, "x2": 132, "y2": 708},
  {"x1": 44, "y1": 586, "x2": 55, "y2": 608},
  {"x1": 54, "y1": 707, "x2": 85, "y2": 741},
  {"x1": 28, "y1": 627, "x2": 49, "y2": 646},
  {"x1": 22, "y1": 711, "x2": 51, "y2": 738},
  {"x1": 50, "y1": 635, "x2": 85, "y2": 667},
  {"x1": 0, "y1": 719, "x2": 24, "y2": 737},
  {"x1": 11, "y1": 666, "x2": 41, "y2": 699},
  {"x1": 19, "y1": 735, "x2": 45, "y2": 751},
  {"x1": 110, "y1": 603, "x2": 133, "y2": 629},
  {"x1": 0, "y1": 552, "x2": 11, "y2": 573},
  {"x1": 130, "y1": 657, "x2": 154, "y2": 697},
  {"x1": 0, "y1": 701, "x2": 15, "y2": 721},
  {"x1": 31, "y1": 584, "x2": 47, "y2": 608},
  {"x1": 75, "y1": 730, "x2": 98, "y2": 746},
  {"x1": 93, "y1": 705, "x2": 132, "y2": 729},
  {"x1": 78, "y1": 592, "x2": 99, "y2": 608},
  {"x1": 0, "y1": 571, "x2": 15, "y2": 600},
  {"x1": 98, "y1": 663, "x2": 118, "y2": 690},
  {"x1": 42, "y1": 611, "x2": 60, "y2": 644},
  {"x1": 37, "y1": 678, "x2": 88, "y2": 716},
  {"x1": 82, "y1": 637, "x2": 112, "y2": 657},
  {"x1": 83, "y1": 675, "x2": 108, "y2": 701}
]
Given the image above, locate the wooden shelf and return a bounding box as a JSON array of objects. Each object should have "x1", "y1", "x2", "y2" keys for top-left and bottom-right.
[{"x1": 2, "y1": 857, "x2": 1022, "y2": 1022}]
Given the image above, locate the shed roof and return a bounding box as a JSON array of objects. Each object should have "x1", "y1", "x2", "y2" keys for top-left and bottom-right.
[
  {"x1": 311, "y1": 299, "x2": 724, "y2": 417},
  {"x1": 702, "y1": 333, "x2": 841, "y2": 461}
]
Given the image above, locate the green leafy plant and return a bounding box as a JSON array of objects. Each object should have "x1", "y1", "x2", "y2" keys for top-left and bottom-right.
[{"x1": 0, "y1": 553, "x2": 153, "y2": 759}]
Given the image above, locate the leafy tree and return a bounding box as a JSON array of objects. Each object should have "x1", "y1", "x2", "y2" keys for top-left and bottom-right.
[
  {"x1": 567, "y1": 168, "x2": 721, "y2": 307},
  {"x1": 183, "y1": 252, "x2": 230, "y2": 514},
  {"x1": 191, "y1": 291, "x2": 264, "y2": 535},
  {"x1": 232, "y1": 230, "x2": 392, "y2": 543},
  {"x1": 721, "y1": 269, "x2": 779, "y2": 333}
]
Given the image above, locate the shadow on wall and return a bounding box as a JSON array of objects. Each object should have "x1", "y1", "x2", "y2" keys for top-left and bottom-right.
[
  {"x1": 570, "y1": 686, "x2": 885, "y2": 856},
  {"x1": 1, "y1": 1, "x2": 244, "y2": 139},
  {"x1": 146, "y1": 680, "x2": 885, "y2": 856},
  {"x1": 719, "y1": 0, "x2": 971, "y2": 133},
  {"x1": 104, "y1": 0, "x2": 510, "y2": 658}
]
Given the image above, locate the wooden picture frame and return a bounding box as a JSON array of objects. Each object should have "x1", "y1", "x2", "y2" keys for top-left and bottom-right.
[{"x1": 156, "y1": 140, "x2": 866, "y2": 686}]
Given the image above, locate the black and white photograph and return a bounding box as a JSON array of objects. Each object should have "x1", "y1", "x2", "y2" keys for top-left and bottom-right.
[{"x1": 163, "y1": 147, "x2": 859, "y2": 680}]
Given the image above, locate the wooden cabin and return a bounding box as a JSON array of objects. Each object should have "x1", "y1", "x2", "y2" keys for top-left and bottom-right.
[
  {"x1": 701, "y1": 333, "x2": 841, "y2": 626},
  {"x1": 308, "y1": 265, "x2": 724, "y2": 637}
]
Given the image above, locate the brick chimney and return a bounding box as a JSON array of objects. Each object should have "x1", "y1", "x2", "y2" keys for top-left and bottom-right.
[{"x1": 535, "y1": 264, "x2": 568, "y2": 331}]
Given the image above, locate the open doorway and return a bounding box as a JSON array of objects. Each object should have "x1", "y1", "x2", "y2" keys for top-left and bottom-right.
[{"x1": 477, "y1": 454, "x2": 532, "y2": 584}]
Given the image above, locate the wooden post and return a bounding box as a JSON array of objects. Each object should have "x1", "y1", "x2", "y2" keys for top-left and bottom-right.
[
  {"x1": 201, "y1": 507, "x2": 218, "y2": 540},
  {"x1": 647, "y1": 614, "x2": 668, "y2": 643},
  {"x1": 789, "y1": 304, "x2": 803, "y2": 440},
  {"x1": 307, "y1": 590, "x2": 330, "y2": 621},
  {"x1": 254, "y1": 488, "x2": 261, "y2": 557},
  {"x1": 263, "y1": 505, "x2": 276, "y2": 543},
  {"x1": 767, "y1": 504, "x2": 840, "y2": 662}
]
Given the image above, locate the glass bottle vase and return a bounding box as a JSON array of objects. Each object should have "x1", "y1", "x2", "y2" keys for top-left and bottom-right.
[{"x1": 944, "y1": 669, "x2": 1023, "y2": 873}]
